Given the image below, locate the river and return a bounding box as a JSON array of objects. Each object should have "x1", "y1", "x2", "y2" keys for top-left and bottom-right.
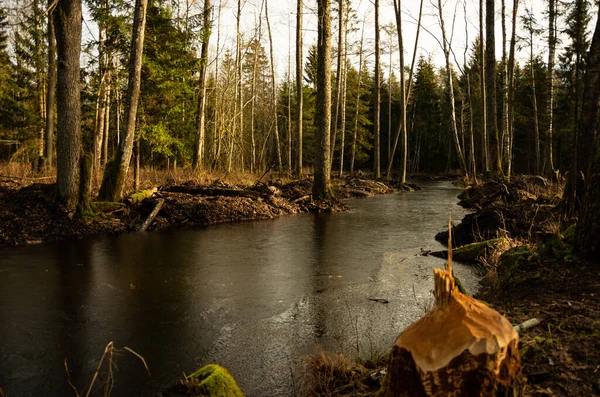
[{"x1": 0, "y1": 180, "x2": 477, "y2": 396}]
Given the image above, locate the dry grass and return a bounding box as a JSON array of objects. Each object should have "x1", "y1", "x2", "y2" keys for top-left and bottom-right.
[
  {"x1": 303, "y1": 349, "x2": 387, "y2": 397},
  {"x1": 64, "y1": 341, "x2": 149, "y2": 397}
]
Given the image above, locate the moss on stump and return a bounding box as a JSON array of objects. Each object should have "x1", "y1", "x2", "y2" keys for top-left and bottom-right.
[
  {"x1": 184, "y1": 364, "x2": 244, "y2": 397},
  {"x1": 497, "y1": 246, "x2": 535, "y2": 285}
]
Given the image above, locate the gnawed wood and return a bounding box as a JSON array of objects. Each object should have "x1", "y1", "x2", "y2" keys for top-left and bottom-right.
[
  {"x1": 383, "y1": 219, "x2": 521, "y2": 396},
  {"x1": 514, "y1": 318, "x2": 541, "y2": 334},
  {"x1": 138, "y1": 198, "x2": 164, "y2": 232}
]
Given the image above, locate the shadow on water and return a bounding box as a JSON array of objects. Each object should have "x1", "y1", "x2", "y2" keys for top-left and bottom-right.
[{"x1": 0, "y1": 180, "x2": 478, "y2": 396}]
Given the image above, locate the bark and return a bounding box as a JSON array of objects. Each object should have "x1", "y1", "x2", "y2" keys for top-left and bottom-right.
[
  {"x1": 575, "y1": 7, "x2": 600, "y2": 260},
  {"x1": 507, "y1": 0, "x2": 519, "y2": 180},
  {"x1": 193, "y1": 0, "x2": 212, "y2": 170},
  {"x1": 480, "y1": 0, "x2": 489, "y2": 173},
  {"x1": 296, "y1": 0, "x2": 303, "y2": 177},
  {"x1": 98, "y1": 0, "x2": 148, "y2": 201},
  {"x1": 330, "y1": 0, "x2": 344, "y2": 167},
  {"x1": 530, "y1": 31, "x2": 541, "y2": 175},
  {"x1": 393, "y1": 0, "x2": 407, "y2": 183},
  {"x1": 250, "y1": 4, "x2": 263, "y2": 174},
  {"x1": 546, "y1": 0, "x2": 556, "y2": 174},
  {"x1": 438, "y1": 0, "x2": 469, "y2": 178},
  {"x1": 486, "y1": 0, "x2": 502, "y2": 178},
  {"x1": 313, "y1": 0, "x2": 333, "y2": 199},
  {"x1": 54, "y1": 0, "x2": 82, "y2": 210},
  {"x1": 373, "y1": 0, "x2": 381, "y2": 178},
  {"x1": 468, "y1": 73, "x2": 477, "y2": 182},
  {"x1": 387, "y1": 0, "x2": 423, "y2": 179},
  {"x1": 45, "y1": 1, "x2": 56, "y2": 169},
  {"x1": 338, "y1": 29, "x2": 348, "y2": 177},
  {"x1": 265, "y1": 0, "x2": 283, "y2": 174},
  {"x1": 102, "y1": 77, "x2": 110, "y2": 165},
  {"x1": 93, "y1": 25, "x2": 106, "y2": 175},
  {"x1": 350, "y1": 24, "x2": 364, "y2": 175},
  {"x1": 501, "y1": 0, "x2": 509, "y2": 168}
]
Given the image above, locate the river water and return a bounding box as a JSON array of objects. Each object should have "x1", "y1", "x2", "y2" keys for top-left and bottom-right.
[{"x1": 0, "y1": 180, "x2": 477, "y2": 396}]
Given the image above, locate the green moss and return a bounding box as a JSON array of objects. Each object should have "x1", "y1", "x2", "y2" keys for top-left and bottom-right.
[
  {"x1": 126, "y1": 189, "x2": 156, "y2": 205},
  {"x1": 497, "y1": 246, "x2": 535, "y2": 284},
  {"x1": 453, "y1": 238, "x2": 506, "y2": 263},
  {"x1": 185, "y1": 364, "x2": 244, "y2": 397},
  {"x1": 561, "y1": 223, "x2": 577, "y2": 245},
  {"x1": 454, "y1": 275, "x2": 467, "y2": 295},
  {"x1": 92, "y1": 201, "x2": 126, "y2": 212}
]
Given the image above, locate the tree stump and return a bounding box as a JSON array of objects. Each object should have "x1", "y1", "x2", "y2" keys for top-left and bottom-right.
[{"x1": 383, "y1": 233, "x2": 521, "y2": 396}]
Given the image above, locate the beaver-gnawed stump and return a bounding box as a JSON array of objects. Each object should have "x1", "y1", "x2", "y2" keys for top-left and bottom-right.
[{"x1": 383, "y1": 250, "x2": 521, "y2": 396}]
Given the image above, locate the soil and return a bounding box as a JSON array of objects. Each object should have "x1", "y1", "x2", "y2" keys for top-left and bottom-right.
[
  {"x1": 453, "y1": 178, "x2": 600, "y2": 396},
  {"x1": 0, "y1": 176, "x2": 412, "y2": 248}
]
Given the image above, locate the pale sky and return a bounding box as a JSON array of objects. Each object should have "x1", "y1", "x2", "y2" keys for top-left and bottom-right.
[{"x1": 203, "y1": 0, "x2": 588, "y2": 80}]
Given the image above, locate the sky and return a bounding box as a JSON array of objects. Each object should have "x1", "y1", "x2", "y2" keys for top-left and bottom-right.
[{"x1": 201, "y1": 0, "x2": 581, "y2": 80}]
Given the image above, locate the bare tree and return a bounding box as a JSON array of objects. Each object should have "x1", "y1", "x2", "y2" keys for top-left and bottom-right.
[
  {"x1": 313, "y1": 0, "x2": 333, "y2": 199},
  {"x1": 99, "y1": 0, "x2": 148, "y2": 201},
  {"x1": 265, "y1": 0, "x2": 283, "y2": 174},
  {"x1": 487, "y1": 0, "x2": 502, "y2": 178},
  {"x1": 437, "y1": 0, "x2": 469, "y2": 178},
  {"x1": 350, "y1": 22, "x2": 365, "y2": 175},
  {"x1": 479, "y1": 0, "x2": 488, "y2": 173},
  {"x1": 296, "y1": 0, "x2": 304, "y2": 177},
  {"x1": 507, "y1": 0, "x2": 519, "y2": 179},
  {"x1": 546, "y1": 0, "x2": 556, "y2": 175},
  {"x1": 374, "y1": 0, "x2": 381, "y2": 178},
  {"x1": 44, "y1": 0, "x2": 56, "y2": 169},
  {"x1": 54, "y1": 0, "x2": 82, "y2": 210},
  {"x1": 330, "y1": 0, "x2": 344, "y2": 166},
  {"x1": 193, "y1": 0, "x2": 212, "y2": 170}
]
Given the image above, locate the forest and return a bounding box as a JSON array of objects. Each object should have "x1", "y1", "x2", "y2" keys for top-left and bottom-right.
[{"x1": 1, "y1": 0, "x2": 600, "y2": 395}]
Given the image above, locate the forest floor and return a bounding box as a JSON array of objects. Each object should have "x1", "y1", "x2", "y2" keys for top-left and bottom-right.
[
  {"x1": 305, "y1": 176, "x2": 600, "y2": 396},
  {"x1": 0, "y1": 168, "x2": 419, "y2": 248}
]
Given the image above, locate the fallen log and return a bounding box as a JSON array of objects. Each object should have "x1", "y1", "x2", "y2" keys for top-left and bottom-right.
[
  {"x1": 138, "y1": 198, "x2": 164, "y2": 232},
  {"x1": 161, "y1": 185, "x2": 259, "y2": 199},
  {"x1": 383, "y1": 221, "x2": 521, "y2": 396}
]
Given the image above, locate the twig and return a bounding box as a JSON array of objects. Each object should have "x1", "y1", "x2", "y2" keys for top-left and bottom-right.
[
  {"x1": 514, "y1": 318, "x2": 541, "y2": 334},
  {"x1": 0, "y1": 174, "x2": 54, "y2": 181},
  {"x1": 64, "y1": 359, "x2": 81, "y2": 397}
]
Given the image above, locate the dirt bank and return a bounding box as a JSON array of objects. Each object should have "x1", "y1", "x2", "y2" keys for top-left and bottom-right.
[{"x1": 0, "y1": 176, "x2": 413, "y2": 248}]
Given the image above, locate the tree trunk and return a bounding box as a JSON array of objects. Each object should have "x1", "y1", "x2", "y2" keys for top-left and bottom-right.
[
  {"x1": 530, "y1": 33, "x2": 541, "y2": 175},
  {"x1": 546, "y1": 0, "x2": 556, "y2": 175},
  {"x1": 296, "y1": 0, "x2": 303, "y2": 177},
  {"x1": 393, "y1": 0, "x2": 407, "y2": 184},
  {"x1": 313, "y1": 0, "x2": 333, "y2": 199},
  {"x1": 54, "y1": 0, "x2": 82, "y2": 210},
  {"x1": 93, "y1": 25, "x2": 106, "y2": 176},
  {"x1": 501, "y1": 0, "x2": 509, "y2": 168},
  {"x1": 350, "y1": 23, "x2": 364, "y2": 175},
  {"x1": 45, "y1": 0, "x2": 56, "y2": 169},
  {"x1": 330, "y1": 0, "x2": 344, "y2": 169},
  {"x1": 98, "y1": 0, "x2": 148, "y2": 201},
  {"x1": 575, "y1": 6, "x2": 600, "y2": 259},
  {"x1": 507, "y1": 0, "x2": 519, "y2": 180},
  {"x1": 486, "y1": 0, "x2": 502, "y2": 178},
  {"x1": 480, "y1": 0, "x2": 489, "y2": 173},
  {"x1": 387, "y1": 0, "x2": 423, "y2": 179},
  {"x1": 338, "y1": 29, "x2": 348, "y2": 177},
  {"x1": 193, "y1": 0, "x2": 212, "y2": 170},
  {"x1": 265, "y1": 0, "x2": 283, "y2": 174},
  {"x1": 438, "y1": 0, "x2": 469, "y2": 178},
  {"x1": 373, "y1": 0, "x2": 381, "y2": 178}
]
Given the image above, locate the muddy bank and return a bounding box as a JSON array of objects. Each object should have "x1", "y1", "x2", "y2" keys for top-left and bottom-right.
[
  {"x1": 0, "y1": 176, "x2": 413, "y2": 248},
  {"x1": 443, "y1": 179, "x2": 600, "y2": 396}
]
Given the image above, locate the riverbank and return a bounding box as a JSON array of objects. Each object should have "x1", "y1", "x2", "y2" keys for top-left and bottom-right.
[
  {"x1": 306, "y1": 175, "x2": 599, "y2": 396},
  {"x1": 0, "y1": 172, "x2": 418, "y2": 248}
]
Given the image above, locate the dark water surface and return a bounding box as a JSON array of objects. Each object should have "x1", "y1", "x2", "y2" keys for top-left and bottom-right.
[{"x1": 0, "y1": 181, "x2": 477, "y2": 396}]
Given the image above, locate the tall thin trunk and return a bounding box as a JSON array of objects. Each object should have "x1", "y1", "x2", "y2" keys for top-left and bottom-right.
[
  {"x1": 350, "y1": 23, "x2": 365, "y2": 175},
  {"x1": 313, "y1": 0, "x2": 332, "y2": 199},
  {"x1": 250, "y1": 3, "x2": 264, "y2": 173},
  {"x1": 480, "y1": 0, "x2": 489, "y2": 173},
  {"x1": 393, "y1": 0, "x2": 407, "y2": 183},
  {"x1": 339, "y1": 27, "x2": 348, "y2": 177},
  {"x1": 54, "y1": 0, "x2": 82, "y2": 210},
  {"x1": 102, "y1": 79, "x2": 111, "y2": 165},
  {"x1": 468, "y1": 72, "x2": 477, "y2": 182},
  {"x1": 438, "y1": 0, "x2": 469, "y2": 178},
  {"x1": 387, "y1": 0, "x2": 423, "y2": 179},
  {"x1": 45, "y1": 1, "x2": 56, "y2": 169},
  {"x1": 296, "y1": 0, "x2": 304, "y2": 177},
  {"x1": 193, "y1": 0, "x2": 212, "y2": 170},
  {"x1": 93, "y1": 25, "x2": 106, "y2": 175},
  {"x1": 530, "y1": 31, "x2": 541, "y2": 175},
  {"x1": 287, "y1": 15, "x2": 292, "y2": 172},
  {"x1": 501, "y1": 0, "x2": 509, "y2": 167},
  {"x1": 507, "y1": 0, "x2": 519, "y2": 180},
  {"x1": 265, "y1": 0, "x2": 282, "y2": 174},
  {"x1": 374, "y1": 0, "x2": 381, "y2": 178},
  {"x1": 546, "y1": 0, "x2": 556, "y2": 174},
  {"x1": 330, "y1": 0, "x2": 344, "y2": 167},
  {"x1": 98, "y1": 0, "x2": 148, "y2": 201},
  {"x1": 387, "y1": 32, "x2": 393, "y2": 168},
  {"x1": 486, "y1": 0, "x2": 502, "y2": 178}
]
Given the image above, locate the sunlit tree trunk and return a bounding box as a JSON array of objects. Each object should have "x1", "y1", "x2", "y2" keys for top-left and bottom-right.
[
  {"x1": 98, "y1": 0, "x2": 148, "y2": 201},
  {"x1": 54, "y1": 0, "x2": 82, "y2": 210},
  {"x1": 438, "y1": 0, "x2": 469, "y2": 178},
  {"x1": 546, "y1": 0, "x2": 556, "y2": 175},
  {"x1": 45, "y1": 0, "x2": 56, "y2": 169},
  {"x1": 374, "y1": 0, "x2": 381, "y2": 178},
  {"x1": 313, "y1": 0, "x2": 333, "y2": 199},
  {"x1": 479, "y1": 0, "x2": 488, "y2": 173},
  {"x1": 501, "y1": 0, "x2": 509, "y2": 167},
  {"x1": 265, "y1": 0, "x2": 282, "y2": 174},
  {"x1": 296, "y1": 0, "x2": 304, "y2": 177},
  {"x1": 339, "y1": 27, "x2": 348, "y2": 177},
  {"x1": 193, "y1": 0, "x2": 212, "y2": 170},
  {"x1": 507, "y1": 0, "x2": 519, "y2": 180},
  {"x1": 350, "y1": 23, "x2": 364, "y2": 175},
  {"x1": 330, "y1": 0, "x2": 344, "y2": 169},
  {"x1": 486, "y1": 0, "x2": 502, "y2": 178}
]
